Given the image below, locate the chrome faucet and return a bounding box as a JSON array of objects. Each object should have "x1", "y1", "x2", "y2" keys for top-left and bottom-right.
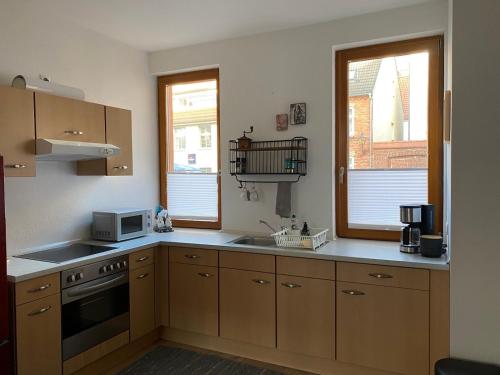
[{"x1": 259, "y1": 219, "x2": 277, "y2": 233}]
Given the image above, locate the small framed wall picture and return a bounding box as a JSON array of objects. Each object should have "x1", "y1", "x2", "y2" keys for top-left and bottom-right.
[
  {"x1": 290, "y1": 103, "x2": 306, "y2": 125},
  {"x1": 276, "y1": 113, "x2": 288, "y2": 131}
]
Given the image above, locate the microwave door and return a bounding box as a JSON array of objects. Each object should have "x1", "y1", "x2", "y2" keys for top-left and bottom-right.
[{"x1": 119, "y1": 213, "x2": 146, "y2": 240}]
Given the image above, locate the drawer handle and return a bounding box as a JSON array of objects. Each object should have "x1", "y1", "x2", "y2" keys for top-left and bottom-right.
[
  {"x1": 136, "y1": 256, "x2": 149, "y2": 262},
  {"x1": 28, "y1": 305, "x2": 52, "y2": 316},
  {"x1": 136, "y1": 273, "x2": 149, "y2": 279},
  {"x1": 184, "y1": 254, "x2": 200, "y2": 259},
  {"x1": 28, "y1": 283, "x2": 51, "y2": 293},
  {"x1": 342, "y1": 290, "x2": 365, "y2": 296},
  {"x1": 281, "y1": 282, "x2": 302, "y2": 289},
  {"x1": 65, "y1": 130, "x2": 84, "y2": 135},
  {"x1": 198, "y1": 272, "x2": 213, "y2": 278},
  {"x1": 113, "y1": 165, "x2": 128, "y2": 170},
  {"x1": 252, "y1": 279, "x2": 270, "y2": 285},
  {"x1": 368, "y1": 273, "x2": 393, "y2": 279},
  {"x1": 5, "y1": 164, "x2": 27, "y2": 169}
]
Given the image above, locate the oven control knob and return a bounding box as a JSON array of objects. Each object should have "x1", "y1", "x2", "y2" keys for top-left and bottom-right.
[
  {"x1": 67, "y1": 274, "x2": 76, "y2": 283},
  {"x1": 109, "y1": 264, "x2": 114, "y2": 271},
  {"x1": 100, "y1": 266, "x2": 106, "y2": 273},
  {"x1": 77, "y1": 272, "x2": 84, "y2": 280},
  {"x1": 122, "y1": 261, "x2": 127, "y2": 268},
  {"x1": 116, "y1": 262, "x2": 121, "y2": 269}
]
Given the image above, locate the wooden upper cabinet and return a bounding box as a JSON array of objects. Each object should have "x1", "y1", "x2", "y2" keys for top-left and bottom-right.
[
  {"x1": 35, "y1": 92, "x2": 105, "y2": 143},
  {"x1": 0, "y1": 86, "x2": 36, "y2": 177},
  {"x1": 130, "y1": 264, "x2": 155, "y2": 341},
  {"x1": 77, "y1": 106, "x2": 133, "y2": 176},
  {"x1": 336, "y1": 281, "x2": 429, "y2": 375}
]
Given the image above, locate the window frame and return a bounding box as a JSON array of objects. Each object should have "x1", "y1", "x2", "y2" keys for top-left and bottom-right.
[
  {"x1": 158, "y1": 69, "x2": 221, "y2": 230},
  {"x1": 335, "y1": 36, "x2": 444, "y2": 241}
]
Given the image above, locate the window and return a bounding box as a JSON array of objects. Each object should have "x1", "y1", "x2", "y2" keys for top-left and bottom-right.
[
  {"x1": 348, "y1": 105, "x2": 355, "y2": 136},
  {"x1": 335, "y1": 36, "x2": 443, "y2": 240},
  {"x1": 174, "y1": 127, "x2": 186, "y2": 151},
  {"x1": 158, "y1": 69, "x2": 220, "y2": 229},
  {"x1": 199, "y1": 124, "x2": 212, "y2": 149}
]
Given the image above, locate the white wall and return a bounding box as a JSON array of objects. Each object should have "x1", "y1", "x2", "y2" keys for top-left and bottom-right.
[
  {"x1": 149, "y1": 1, "x2": 448, "y2": 234},
  {"x1": 0, "y1": 5, "x2": 157, "y2": 254},
  {"x1": 450, "y1": 0, "x2": 500, "y2": 364}
]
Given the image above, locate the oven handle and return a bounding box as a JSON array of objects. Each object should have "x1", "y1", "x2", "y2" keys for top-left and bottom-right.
[{"x1": 66, "y1": 274, "x2": 126, "y2": 298}]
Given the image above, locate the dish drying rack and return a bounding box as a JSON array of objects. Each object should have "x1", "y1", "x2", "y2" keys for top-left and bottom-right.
[{"x1": 271, "y1": 228, "x2": 328, "y2": 251}]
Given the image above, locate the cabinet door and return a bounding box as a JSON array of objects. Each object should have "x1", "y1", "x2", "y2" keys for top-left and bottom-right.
[
  {"x1": 277, "y1": 275, "x2": 334, "y2": 358},
  {"x1": 220, "y1": 268, "x2": 275, "y2": 347},
  {"x1": 16, "y1": 294, "x2": 61, "y2": 375},
  {"x1": 130, "y1": 264, "x2": 155, "y2": 341},
  {"x1": 337, "y1": 281, "x2": 429, "y2": 375},
  {"x1": 35, "y1": 92, "x2": 105, "y2": 143},
  {"x1": 0, "y1": 86, "x2": 35, "y2": 177},
  {"x1": 169, "y1": 263, "x2": 218, "y2": 336}
]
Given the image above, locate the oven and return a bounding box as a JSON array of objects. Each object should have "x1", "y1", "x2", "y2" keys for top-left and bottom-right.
[{"x1": 61, "y1": 256, "x2": 129, "y2": 361}]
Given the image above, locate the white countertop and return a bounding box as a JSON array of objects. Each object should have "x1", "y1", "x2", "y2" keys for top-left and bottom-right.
[{"x1": 7, "y1": 229, "x2": 449, "y2": 282}]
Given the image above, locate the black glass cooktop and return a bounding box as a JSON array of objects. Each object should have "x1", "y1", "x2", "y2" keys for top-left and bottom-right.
[{"x1": 15, "y1": 243, "x2": 118, "y2": 263}]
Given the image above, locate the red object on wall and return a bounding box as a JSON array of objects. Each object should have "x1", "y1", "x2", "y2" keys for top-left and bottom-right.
[{"x1": 0, "y1": 155, "x2": 11, "y2": 374}]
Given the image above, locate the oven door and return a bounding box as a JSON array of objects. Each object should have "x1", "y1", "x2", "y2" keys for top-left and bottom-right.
[
  {"x1": 117, "y1": 211, "x2": 150, "y2": 241},
  {"x1": 61, "y1": 272, "x2": 129, "y2": 360}
]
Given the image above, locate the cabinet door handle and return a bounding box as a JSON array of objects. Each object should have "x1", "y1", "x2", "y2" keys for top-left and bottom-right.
[
  {"x1": 198, "y1": 272, "x2": 213, "y2": 278},
  {"x1": 368, "y1": 273, "x2": 393, "y2": 279},
  {"x1": 5, "y1": 164, "x2": 27, "y2": 169},
  {"x1": 136, "y1": 256, "x2": 149, "y2": 262},
  {"x1": 113, "y1": 165, "x2": 128, "y2": 170},
  {"x1": 136, "y1": 273, "x2": 149, "y2": 279},
  {"x1": 65, "y1": 130, "x2": 84, "y2": 135},
  {"x1": 184, "y1": 254, "x2": 200, "y2": 259},
  {"x1": 342, "y1": 290, "x2": 365, "y2": 296},
  {"x1": 252, "y1": 279, "x2": 270, "y2": 285},
  {"x1": 28, "y1": 305, "x2": 52, "y2": 316},
  {"x1": 28, "y1": 283, "x2": 51, "y2": 293},
  {"x1": 281, "y1": 282, "x2": 302, "y2": 289}
]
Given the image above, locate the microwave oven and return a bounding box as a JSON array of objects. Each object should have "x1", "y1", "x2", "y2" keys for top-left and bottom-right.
[{"x1": 92, "y1": 209, "x2": 152, "y2": 242}]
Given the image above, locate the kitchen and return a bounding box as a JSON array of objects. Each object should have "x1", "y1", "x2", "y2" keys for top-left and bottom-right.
[{"x1": 1, "y1": 1, "x2": 499, "y2": 375}]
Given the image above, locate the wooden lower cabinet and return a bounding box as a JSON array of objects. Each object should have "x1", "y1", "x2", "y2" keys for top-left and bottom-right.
[
  {"x1": 337, "y1": 281, "x2": 429, "y2": 375},
  {"x1": 219, "y1": 268, "x2": 275, "y2": 348},
  {"x1": 15, "y1": 293, "x2": 62, "y2": 375},
  {"x1": 130, "y1": 264, "x2": 155, "y2": 341},
  {"x1": 169, "y1": 262, "x2": 218, "y2": 336},
  {"x1": 277, "y1": 275, "x2": 335, "y2": 358}
]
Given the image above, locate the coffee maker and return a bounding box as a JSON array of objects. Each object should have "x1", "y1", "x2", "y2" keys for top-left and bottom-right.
[{"x1": 400, "y1": 204, "x2": 435, "y2": 253}]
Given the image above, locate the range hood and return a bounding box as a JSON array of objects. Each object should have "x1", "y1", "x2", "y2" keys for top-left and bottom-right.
[{"x1": 36, "y1": 139, "x2": 121, "y2": 161}]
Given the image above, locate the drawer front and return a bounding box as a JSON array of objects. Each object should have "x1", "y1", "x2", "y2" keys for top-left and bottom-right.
[
  {"x1": 220, "y1": 251, "x2": 275, "y2": 273},
  {"x1": 169, "y1": 246, "x2": 218, "y2": 267},
  {"x1": 337, "y1": 262, "x2": 429, "y2": 290},
  {"x1": 15, "y1": 273, "x2": 60, "y2": 305},
  {"x1": 277, "y1": 256, "x2": 335, "y2": 280},
  {"x1": 129, "y1": 247, "x2": 155, "y2": 270}
]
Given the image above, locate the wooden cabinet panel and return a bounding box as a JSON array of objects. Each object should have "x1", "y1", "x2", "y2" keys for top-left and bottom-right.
[
  {"x1": 130, "y1": 264, "x2": 155, "y2": 341},
  {"x1": 169, "y1": 263, "x2": 218, "y2": 336},
  {"x1": 337, "y1": 262, "x2": 429, "y2": 290},
  {"x1": 220, "y1": 268, "x2": 275, "y2": 348},
  {"x1": 277, "y1": 256, "x2": 335, "y2": 280},
  {"x1": 0, "y1": 86, "x2": 36, "y2": 177},
  {"x1": 220, "y1": 251, "x2": 275, "y2": 273},
  {"x1": 35, "y1": 92, "x2": 105, "y2": 143},
  {"x1": 169, "y1": 246, "x2": 218, "y2": 267},
  {"x1": 77, "y1": 106, "x2": 133, "y2": 176},
  {"x1": 129, "y1": 247, "x2": 155, "y2": 270},
  {"x1": 156, "y1": 247, "x2": 169, "y2": 327},
  {"x1": 15, "y1": 272, "x2": 60, "y2": 305},
  {"x1": 16, "y1": 293, "x2": 62, "y2": 375},
  {"x1": 277, "y1": 275, "x2": 334, "y2": 358},
  {"x1": 337, "y1": 281, "x2": 429, "y2": 375}
]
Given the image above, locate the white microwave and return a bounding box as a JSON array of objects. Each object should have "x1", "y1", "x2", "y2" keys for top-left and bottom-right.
[{"x1": 92, "y1": 209, "x2": 152, "y2": 242}]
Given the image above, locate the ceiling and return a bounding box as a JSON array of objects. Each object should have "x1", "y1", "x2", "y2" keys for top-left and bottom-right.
[{"x1": 8, "y1": 0, "x2": 431, "y2": 51}]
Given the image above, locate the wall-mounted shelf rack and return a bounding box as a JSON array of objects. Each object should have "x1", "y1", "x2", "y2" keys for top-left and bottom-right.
[{"x1": 229, "y1": 137, "x2": 308, "y2": 183}]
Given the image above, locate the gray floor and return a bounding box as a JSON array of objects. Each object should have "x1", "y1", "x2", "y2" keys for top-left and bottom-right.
[{"x1": 119, "y1": 345, "x2": 284, "y2": 375}]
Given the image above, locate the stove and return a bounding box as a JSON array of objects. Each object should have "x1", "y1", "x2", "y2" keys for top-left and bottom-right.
[{"x1": 14, "y1": 243, "x2": 118, "y2": 263}]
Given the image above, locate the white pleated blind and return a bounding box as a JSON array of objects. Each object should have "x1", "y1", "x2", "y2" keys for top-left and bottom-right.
[
  {"x1": 348, "y1": 169, "x2": 427, "y2": 229},
  {"x1": 167, "y1": 173, "x2": 218, "y2": 220}
]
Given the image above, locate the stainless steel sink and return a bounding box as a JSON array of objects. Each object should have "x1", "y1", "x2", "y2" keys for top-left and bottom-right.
[{"x1": 230, "y1": 236, "x2": 276, "y2": 247}]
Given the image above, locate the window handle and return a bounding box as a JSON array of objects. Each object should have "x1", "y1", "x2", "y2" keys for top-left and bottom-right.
[{"x1": 339, "y1": 166, "x2": 345, "y2": 184}]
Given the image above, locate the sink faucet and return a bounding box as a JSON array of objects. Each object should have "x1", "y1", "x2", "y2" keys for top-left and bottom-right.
[{"x1": 259, "y1": 219, "x2": 277, "y2": 233}]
